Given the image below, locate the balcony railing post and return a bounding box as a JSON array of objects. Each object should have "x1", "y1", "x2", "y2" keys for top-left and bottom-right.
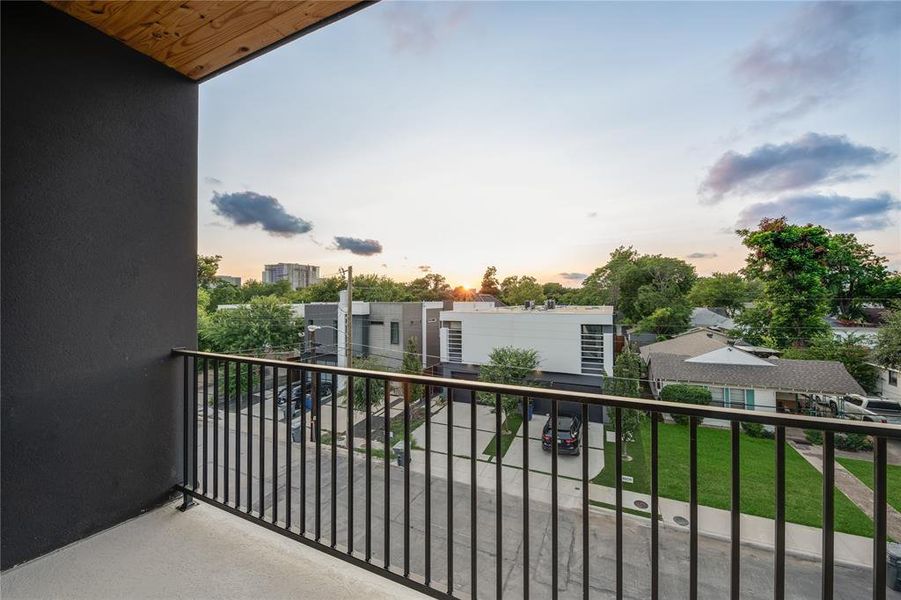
[{"x1": 178, "y1": 355, "x2": 196, "y2": 512}]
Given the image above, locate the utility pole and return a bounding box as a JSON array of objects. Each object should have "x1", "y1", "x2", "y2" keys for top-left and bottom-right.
[{"x1": 345, "y1": 265, "x2": 353, "y2": 368}]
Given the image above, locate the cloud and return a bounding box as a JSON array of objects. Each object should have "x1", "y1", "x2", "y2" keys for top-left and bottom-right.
[
  {"x1": 417, "y1": 265, "x2": 431, "y2": 273},
  {"x1": 686, "y1": 252, "x2": 718, "y2": 259},
  {"x1": 559, "y1": 272, "x2": 588, "y2": 281},
  {"x1": 334, "y1": 236, "x2": 383, "y2": 256},
  {"x1": 586, "y1": 211, "x2": 598, "y2": 218},
  {"x1": 204, "y1": 176, "x2": 223, "y2": 186},
  {"x1": 736, "y1": 192, "x2": 901, "y2": 232},
  {"x1": 700, "y1": 133, "x2": 893, "y2": 203},
  {"x1": 734, "y1": 2, "x2": 901, "y2": 123},
  {"x1": 379, "y1": 2, "x2": 468, "y2": 54},
  {"x1": 211, "y1": 191, "x2": 312, "y2": 236}
]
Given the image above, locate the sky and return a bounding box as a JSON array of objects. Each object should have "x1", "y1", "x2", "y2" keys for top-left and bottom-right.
[{"x1": 198, "y1": 1, "x2": 901, "y2": 288}]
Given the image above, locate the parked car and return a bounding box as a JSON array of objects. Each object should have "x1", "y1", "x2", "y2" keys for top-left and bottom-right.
[
  {"x1": 841, "y1": 395, "x2": 899, "y2": 423},
  {"x1": 541, "y1": 414, "x2": 582, "y2": 455},
  {"x1": 277, "y1": 377, "x2": 333, "y2": 413}
]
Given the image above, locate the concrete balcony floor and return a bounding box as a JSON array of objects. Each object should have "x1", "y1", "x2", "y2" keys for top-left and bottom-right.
[{"x1": 0, "y1": 500, "x2": 428, "y2": 600}]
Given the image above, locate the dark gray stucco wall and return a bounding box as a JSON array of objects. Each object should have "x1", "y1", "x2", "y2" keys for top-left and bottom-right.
[{"x1": 1, "y1": 2, "x2": 197, "y2": 569}]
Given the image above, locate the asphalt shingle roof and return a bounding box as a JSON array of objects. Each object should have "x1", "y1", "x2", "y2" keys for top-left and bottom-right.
[
  {"x1": 647, "y1": 352, "x2": 865, "y2": 395},
  {"x1": 639, "y1": 329, "x2": 729, "y2": 361}
]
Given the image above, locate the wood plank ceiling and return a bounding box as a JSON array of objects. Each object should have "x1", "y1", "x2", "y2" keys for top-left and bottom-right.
[{"x1": 46, "y1": 1, "x2": 367, "y2": 80}]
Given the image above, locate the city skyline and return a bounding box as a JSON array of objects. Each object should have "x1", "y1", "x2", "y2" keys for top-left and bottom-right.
[{"x1": 199, "y1": 1, "x2": 901, "y2": 288}]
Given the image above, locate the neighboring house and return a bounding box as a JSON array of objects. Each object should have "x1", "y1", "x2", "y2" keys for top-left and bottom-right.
[
  {"x1": 262, "y1": 263, "x2": 320, "y2": 290},
  {"x1": 690, "y1": 307, "x2": 735, "y2": 330},
  {"x1": 637, "y1": 327, "x2": 778, "y2": 362},
  {"x1": 826, "y1": 315, "x2": 881, "y2": 348},
  {"x1": 874, "y1": 364, "x2": 901, "y2": 402},
  {"x1": 647, "y1": 346, "x2": 865, "y2": 414},
  {"x1": 436, "y1": 303, "x2": 615, "y2": 421}
]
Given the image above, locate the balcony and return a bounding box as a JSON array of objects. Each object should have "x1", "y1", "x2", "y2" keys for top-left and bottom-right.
[{"x1": 12, "y1": 350, "x2": 896, "y2": 598}]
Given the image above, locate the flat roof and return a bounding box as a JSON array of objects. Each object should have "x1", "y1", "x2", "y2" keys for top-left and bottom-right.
[{"x1": 444, "y1": 305, "x2": 614, "y2": 315}]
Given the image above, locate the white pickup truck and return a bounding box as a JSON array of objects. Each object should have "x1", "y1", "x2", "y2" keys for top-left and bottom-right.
[{"x1": 840, "y1": 394, "x2": 901, "y2": 424}]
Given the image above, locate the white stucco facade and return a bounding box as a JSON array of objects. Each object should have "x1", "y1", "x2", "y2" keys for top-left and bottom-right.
[
  {"x1": 438, "y1": 305, "x2": 615, "y2": 376},
  {"x1": 875, "y1": 366, "x2": 901, "y2": 402}
]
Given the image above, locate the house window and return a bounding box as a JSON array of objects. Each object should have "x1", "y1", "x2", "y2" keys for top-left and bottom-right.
[
  {"x1": 745, "y1": 389, "x2": 755, "y2": 409},
  {"x1": 370, "y1": 320, "x2": 384, "y2": 326},
  {"x1": 445, "y1": 321, "x2": 462, "y2": 363},
  {"x1": 390, "y1": 322, "x2": 400, "y2": 345},
  {"x1": 580, "y1": 324, "x2": 604, "y2": 375},
  {"x1": 890, "y1": 370, "x2": 898, "y2": 387}
]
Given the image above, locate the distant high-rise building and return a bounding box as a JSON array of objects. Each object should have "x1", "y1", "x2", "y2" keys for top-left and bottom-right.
[
  {"x1": 216, "y1": 275, "x2": 242, "y2": 287},
  {"x1": 262, "y1": 263, "x2": 320, "y2": 290}
]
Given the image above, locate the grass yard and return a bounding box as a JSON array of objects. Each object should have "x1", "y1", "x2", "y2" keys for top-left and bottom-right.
[
  {"x1": 483, "y1": 412, "x2": 524, "y2": 459},
  {"x1": 593, "y1": 421, "x2": 874, "y2": 538},
  {"x1": 837, "y1": 456, "x2": 901, "y2": 513},
  {"x1": 591, "y1": 426, "x2": 651, "y2": 496}
]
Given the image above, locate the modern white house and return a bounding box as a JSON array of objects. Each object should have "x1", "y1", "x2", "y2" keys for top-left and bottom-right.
[
  {"x1": 438, "y1": 303, "x2": 615, "y2": 377},
  {"x1": 874, "y1": 364, "x2": 901, "y2": 402}
]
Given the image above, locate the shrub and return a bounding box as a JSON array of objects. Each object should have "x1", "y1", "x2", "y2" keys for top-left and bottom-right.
[
  {"x1": 804, "y1": 429, "x2": 823, "y2": 445},
  {"x1": 741, "y1": 422, "x2": 774, "y2": 439},
  {"x1": 835, "y1": 432, "x2": 873, "y2": 452},
  {"x1": 659, "y1": 384, "x2": 712, "y2": 425}
]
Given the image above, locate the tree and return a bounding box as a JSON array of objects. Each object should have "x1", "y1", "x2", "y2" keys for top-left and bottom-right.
[
  {"x1": 604, "y1": 346, "x2": 644, "y2": 459},
  {"x1": 499, "y1": 275, "x2": 545, "y2": 306},
  {"x1": 478, "y1": 346, "x2": 540, "y2": 432},
  {"x1": 452, "y1": 286, "x2": 475, "y2": 301},
  {"x1": 349, "y1": 274, "x2": 411, "y2": 302},
  {"x1": 635, "y1": 304, "x2": 692, "y2": 336},
  {"x1": 203, "y1": 295, "x2": 302, "y2": 354},
  {"x1": 732, "y1": 303, "x2": 773, "y2": 347},
  {"x1": 480, "y1": 266, "x2": 501, "y2": 296},
  {"x1": 401, "y1": 336, "x2": 425, "y2": 401},
  {"x1": 783, "y1": 334, "x2": 879, "y2": 394},
  {"x1": 738, "y1": 218, "x2": 831, "y2": 348},
  {"x1": 351, "y1": 356, "x2": 390, "y2": 411},
  {"x1": 874, "y1": 311, "x2": 901, "y2": 369},
  {"x1": 582, "y1": 247, "x2": 696, "y2": 331},
  {"x1": 197, "y1": 254, "x2": 222, "y2": 288},
  {"x1": 688, "y1": 272, "x2": 757, "y2": 316},
  {"x1": 407, "y1": 273, "x2": 452, "y2": 301},
  {"x1": 824, "y1": 233, "x2": 891, "y2": 319},
  {"x1": 659, "y1": 384, "x2": 712, "y2": 425}
]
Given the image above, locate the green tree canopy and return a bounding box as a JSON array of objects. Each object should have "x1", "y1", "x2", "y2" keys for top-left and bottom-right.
[
  {"x1": 197, "y1": 254, "x2": 222, "y2": 288},
  {"x1": 824, "y1": 233, "x2": 893, "y2": 320},
  {"x1": 874, "y1": 311, "x2": 901, "y2": 370},
  {"x1": 499, "y1": 275, "x2": 546, "y2": 306},
  {"x1": 688, "y1": 272, "x2": 760, "y2": 316},
  {"x1": 407, "y1": 273, "x2": 453, "y2": 301},
  {"x1": 738, "y1": 218, "x2": 831, "y2": 348},
  {"x1": 351, "y1": 356, "x2": 390, "y2": 411},
  {"x1": 478, "y1": 346, "x2": 540, "y2": 432},
  {"x1": 401, "y1": 336, "x2": 425, "y2": 401},
  {"x1": 202, "y1": 295, "x2": 302, "y2": 354},
  {"x1": 480, "y1": 266, "x2": 501, "y2": 296}
]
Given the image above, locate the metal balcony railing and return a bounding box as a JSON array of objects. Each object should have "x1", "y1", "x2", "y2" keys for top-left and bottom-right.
[{"x1": 172, "y1": 349, "x2": 901, "y2": 600}]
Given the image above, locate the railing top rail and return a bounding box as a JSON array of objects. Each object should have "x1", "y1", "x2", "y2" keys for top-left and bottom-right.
[{"x1": 173, "y1": 348, "x2": 901, "y2": 438}]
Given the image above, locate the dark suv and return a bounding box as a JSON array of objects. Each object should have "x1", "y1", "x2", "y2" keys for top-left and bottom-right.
[
  {"x1": 277, "y1": 377, "x2": 333, "y2": 413},
  {"x1": 542, "y1": 414, "x2": 582, "y2": 455}
]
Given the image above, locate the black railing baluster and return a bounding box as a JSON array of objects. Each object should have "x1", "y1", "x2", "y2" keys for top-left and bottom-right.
[
  {"x1": 447, "y1": 385, "x2": 455, "y2": 595},
  {"x1": 203, "y1": 357, "x2": 208, "y2": 495},
  {"x1": 874, "y1": 436, "x2": 887, "y2": 600},
  {"x1": 650, "y1": 415, "x2": 658, "y2": 600},
  {"x1": 731, "y1": 421, "x2": 740, "y2": 600},
  {"x1": 273, "y1": 367, "x2": 279, "y2": 525},
  {"x1": 522, "y1": 395, "x2": 530, "y2": 600},
  {"x1": 551, "y1": 399, "x2": 559, "y2": 600},
  {"x1": 193, "y1": 360, "x2": 199, "y2": 491},
  {"x1": 615, "y1": 407, "x2": 623, "y2": 600},
  {"x1": 246, "y1": 365, "x2": 253, "y2": 515},
  {"x1": 347, "y1": 374, "x2": 355, "y2": 554},
  {"x1": 470, "y1": 390, "x2": 478, "y2": 599},
  {"x1": 235, "y1": 362, "x2": 242, "y2": 510},
  {"x1": 403, "y1": 383, "x2": 411, "y2": 576},
  {"x1": 495, "y1": 392, "x2": 503, "y2": 600},
  {"x1": 581, "y1": 402, "x2": 589, "y2": 600},
  {"x1": 224, "y1": 360, "x2": 230, "y2": 504},
  {"x1": 424, "y1": 384, "x2": 432, "y2": 585},
  {"x1": 299, "y1": 369, "x2": 307, "y2": 534},
  {"x1": 384, "y1": 379, "x2": 391, "y2": 569},
  {"x1": 822, "y1": 431, "x2": 834, "y2": 600},
  {"x1": 331, "y1": 372, "x2": 338, "y2": 548},
  {"x1": 365, "y1": 377, "x2": 372, "y2": 561},
  {"x1": 775, "y1": 426, "x2": 785, "y2": 600},
  {"x1": 258, "y1": 365, "x2": 266, "y2": 517},
  {"x1": 180, "y1": 356, "x2": 191, "y2": 510},
  {"x1": 689, "y1": 416, "x2": 698, "y2": 600},
  {"x1": 315, "y1": 372, "x2": 322, "y2": 541},
  {"x1": 214, "y1": 359, "x2": 219, "y2": 499},
  {"x1": 285, "y1": 367, "x2": 293, "y2": 529}
]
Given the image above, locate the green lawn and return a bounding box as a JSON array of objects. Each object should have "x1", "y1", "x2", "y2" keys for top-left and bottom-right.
[
  {"x1": 483, "y1": 412, "x2": 524, "y2": 458},
  {"x1": 593, "y1": 421, "x2": 874, "y2": 538},
  {"x1": 837, "y1": 456, "x2": 901, "y2": 513}
]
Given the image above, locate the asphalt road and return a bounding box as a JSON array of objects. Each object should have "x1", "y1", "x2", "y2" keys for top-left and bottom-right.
[{"x1": 192, "y1": 416, "x2": 896, "y2": 600}]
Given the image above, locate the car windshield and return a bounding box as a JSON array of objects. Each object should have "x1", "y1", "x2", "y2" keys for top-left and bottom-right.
[
  {"x1": 845, "y1": 396, "x2": 862, "y2": 406},
  {"x1": 868, "y1": 401, "x2": 900, "y2": 411}
]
